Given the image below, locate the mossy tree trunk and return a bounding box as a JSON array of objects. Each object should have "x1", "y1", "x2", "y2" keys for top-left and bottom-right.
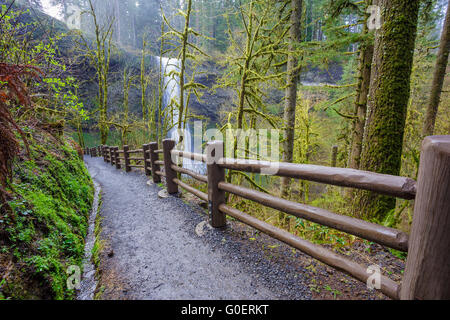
[
  {"x1": 347, "y1": 0, "x2": 374, "y2": 170},
  {"x1": 177, "y1": 0, "x2": 192, "y2": 131},
  {"x1": 81, "y1": 0, "x2": 114, "y2": 145},
  {"x1": 354, "y1": 0, "x2": 420, "y2": 221},
  {"x1": 422, "y1": 2, "x2": 450, "y2": 137},
  {"x1": 280, "y1": 0, "x2": 303, "y2": 227}
]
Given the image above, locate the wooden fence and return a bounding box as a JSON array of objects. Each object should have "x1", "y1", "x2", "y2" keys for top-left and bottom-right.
[{"x1": 83, "y1": 135, "x2": 450, "y2": 300}]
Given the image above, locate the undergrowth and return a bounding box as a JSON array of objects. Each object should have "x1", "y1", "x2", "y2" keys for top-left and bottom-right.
[{"x1": 0, "y1": 129, "x2": 93, "y2": 299}]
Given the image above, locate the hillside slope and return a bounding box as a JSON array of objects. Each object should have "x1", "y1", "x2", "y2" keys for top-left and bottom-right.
[{"x1": 0, "y1": 129, "x2": 93, "y2": 300}]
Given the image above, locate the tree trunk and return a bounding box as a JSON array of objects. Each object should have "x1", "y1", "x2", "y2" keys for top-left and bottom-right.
[
  {"x1": 306, "y1": 0, "x2": 313, "y2": 42},
  {"x1": 422, "y1": 2, "x2": 450, "y2": 137},
  {"x1": 348, "y1": 0, "x2": 374, "y2": 170},
  {"x1": 280, "y1": 0, "x2": 303, "y2": 227},
  {"x1": 114, "y1": 0, "x2": 121, "y2": 44},
  {"x1": 354, "y1": 0, "x2": 420, "y2": 221}
]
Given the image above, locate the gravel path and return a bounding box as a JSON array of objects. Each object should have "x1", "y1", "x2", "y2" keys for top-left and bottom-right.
[{"x1": 84, "y1": 157, "x2": 312, "y2": 300}]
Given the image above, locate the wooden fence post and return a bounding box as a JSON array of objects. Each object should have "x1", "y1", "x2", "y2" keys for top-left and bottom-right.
[
  {"x1": 149, "y1": 142, "x2": 161, "y2": 183},
  {"x1": 109, "y1": 146, "x2": 114, "y2": 166},
  {"x1": 106, "y1": 146, "x2": 110, "y2": 163},
  {"x1": 115, "y1": 147, "x2": 121, "y2": 170},
  {"x1": 143, "y1": 144, "x2": 151, "y2": 176},
  {"x1": 97, "y1": 146, "x2": 101, "y2": 156},
  {"x1": 123, "y1": 145, "x2": 131, "y2": 172},
  {"x1": 102, "y1": 146, "x2": 107, "y2": 162},
  {"x1": 113, "y1": 146, "x2": 118, "y2": 165},
  {"x1": 162, "y1": 139, "x2": 178, "y2": 194},
  {"x1": 207, "y1": 140, "x2": 226, "y2": 228},
  {"x1": 400, "y1": 136, "x2": 450, "y2": 300}
]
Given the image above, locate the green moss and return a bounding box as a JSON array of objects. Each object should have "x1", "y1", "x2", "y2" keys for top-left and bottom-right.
[
  {"x1": 92, "y1": 208, "x2": 104, "y2": 270},
  {"x1": 356, "y1": 0, "x2": 420, "y2": 221},
  {"x1": 1, "y1": 132, "x2": 94, "y2": 300}
]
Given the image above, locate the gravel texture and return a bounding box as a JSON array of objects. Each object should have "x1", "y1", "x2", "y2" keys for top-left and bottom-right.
[{"x1": 84, "y1": 157, "x2": 312, "y2": 300}]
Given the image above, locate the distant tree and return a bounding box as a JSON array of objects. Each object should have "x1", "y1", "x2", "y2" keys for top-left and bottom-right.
[
  {"x1": 423, "y1": 1, "x2": 450, "y2": 136},
  {"x1": 161, "y1": 0, "x2": 208, "y2": 135},
  {"x1": 281, "y1": 0, "x2": 303, "y2": 228},
  {"x1": 347, "y1": 0, "x2": 374, "y2": 170},
  {"x1": 75, "y1": 0, "x2": 114, "y2": 144}
]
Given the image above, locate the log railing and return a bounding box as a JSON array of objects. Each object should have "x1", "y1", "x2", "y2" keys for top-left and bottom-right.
[{"x1": 84, "y1": 135, "x2": 450, "y2": 300}]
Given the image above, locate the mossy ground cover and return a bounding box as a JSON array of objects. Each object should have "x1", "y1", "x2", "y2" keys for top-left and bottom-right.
[{"x1": 0, "y1": 129, "x2": 93, "y2": 300}]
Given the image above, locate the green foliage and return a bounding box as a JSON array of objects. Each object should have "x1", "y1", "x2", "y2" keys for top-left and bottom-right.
[
  {"x1": 324, "y1": 284, "x2": 342, "y2": 299},
  {"x1": 216, "y1": 0, "x2": 289, "y2": 133},
  {"x1": 388, "y1": 248, "x2": 408, "y2": 261},
  {"x1": 1, "y1": 131, "x2": 93, "y2": 300},
  {"x1": 0, "y1": 5, "x2": 87, "y2": 122},
  {"x1": 92, "y1": 195, "x2": 104, "y2": 271}
]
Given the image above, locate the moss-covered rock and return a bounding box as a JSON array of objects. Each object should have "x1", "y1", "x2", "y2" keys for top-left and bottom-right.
[{"x1": 0, "y1": 129, "x2": 93, "y2": 300}]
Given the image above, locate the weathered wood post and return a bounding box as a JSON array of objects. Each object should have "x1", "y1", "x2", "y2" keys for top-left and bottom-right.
[
  {"x1": 401, "y1": 136, "x2": 450, "y2": 300},
  {"x1": 109, "y1": 146, "x2": 114, "y2": 166},
  {"x1": 105, "y1": 146, "x2": 110, "y2": 163},
  {"x1": 206, "y1": 140, "x2": 226, "y2": 228},
  {"x1": 102, "y1": 146, "x2": 107, "y2": 162},
  {"x1": 143, "y1": 144, "x2": 151, "y2": 176},
  {"x1": 113, "y1": 146, "x2": 118, "y2": 165},
  {"x1": 149, "y1": 142, "x2": 161, "y2": 183},
  {"x1": 115, "y1": 147, "x2": 121, "y2": 170},
  {"x1": 331, "y1": 145, "x2": 338, "y2": 167},
  {"x1": 97, "y1": 146, "x2": 101, "y2": 156},
  {"x1": 162, "y1": 139, "x2": 178, "y2": 194},
  {"x1": 123, "y1": 145, "x2": 131, "y2": 173}
]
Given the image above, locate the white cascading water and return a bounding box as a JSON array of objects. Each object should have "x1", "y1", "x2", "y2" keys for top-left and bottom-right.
[{"x1": 156, "y1": 56, "x2": 204, "y2": 173}]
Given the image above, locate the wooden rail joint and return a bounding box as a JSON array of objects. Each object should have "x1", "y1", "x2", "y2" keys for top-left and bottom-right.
[
  {"x1": 143, "y1": 144, "x2": 151, "y2": 176},
  {"x1": 149, "y1": 142, "x2": 162, "y2": 183},
  {"x1": 124, "y1": 145, "x2": 131, "y2": 172},
  {"x1": 114, "y1": 147, "x2": 121, "y2": 170}
]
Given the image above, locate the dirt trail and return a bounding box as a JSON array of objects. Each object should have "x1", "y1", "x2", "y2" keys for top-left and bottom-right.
[{"x1": 83, "y1": 157, "x2": 313, "y2": 300}]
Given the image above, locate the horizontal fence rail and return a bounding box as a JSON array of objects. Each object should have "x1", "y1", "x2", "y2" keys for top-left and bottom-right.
[
  {"x1": 218, "y1": 158, "x2": 417, "y2": 200},
  {"x1": 171, "y1": 150, "x2": 207, "y2": 163},
  {"x1": 85, "y1": 135, "x2": 450, "y2": 300},
  {"x1": 219, "y1": 203, "x2": 400, "y2": 299},
  {"x1": 218, "y1": 181, "x2": 409, "y2": 251},
  {"x1": 173, "y1": 178, "x2": 208, "y2": 202},
  {"x1": 171, "y1": 164, "x2": 208, "y2": 183}
]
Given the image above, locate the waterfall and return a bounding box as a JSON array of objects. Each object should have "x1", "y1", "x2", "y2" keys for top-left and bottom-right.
[{"x1": 156, "y1": 56, "x2": 205, "y2": 174}]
